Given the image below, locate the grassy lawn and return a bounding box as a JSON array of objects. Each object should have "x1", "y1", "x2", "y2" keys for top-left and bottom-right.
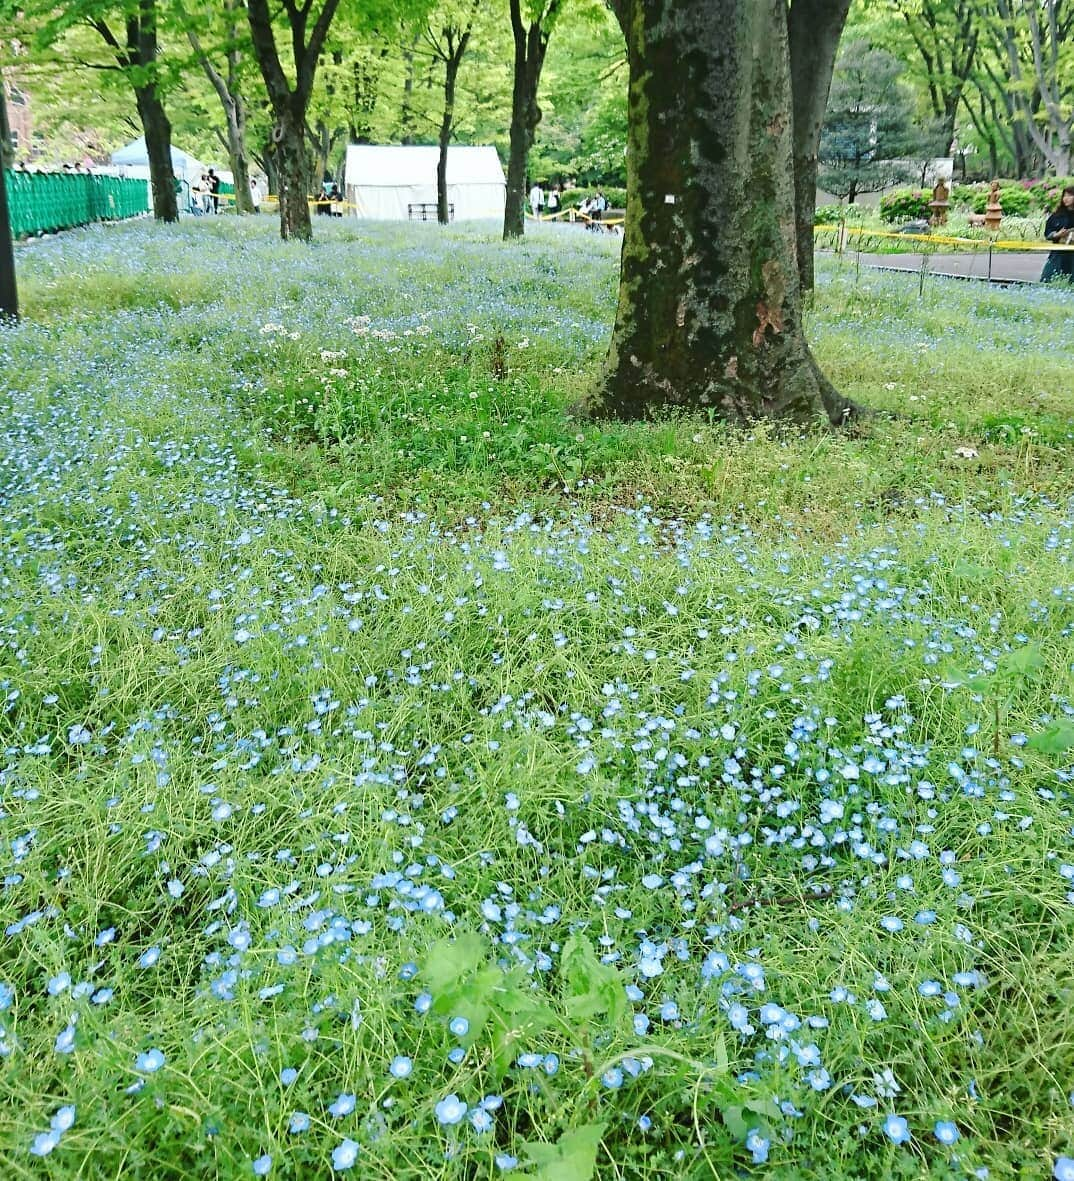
[{"x1": 1, "y1": 217, "x2": 1073, "y2": 1180}]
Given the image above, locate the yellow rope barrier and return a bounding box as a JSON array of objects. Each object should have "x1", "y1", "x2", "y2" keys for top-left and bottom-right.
[{"x1": 815, "y1": 222, "x2": 1074, "y2": 252}]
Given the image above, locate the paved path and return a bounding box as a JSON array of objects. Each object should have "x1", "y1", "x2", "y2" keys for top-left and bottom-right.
[{"x1": 853, "y1": 250, "x2": 1047, "y2": 285}]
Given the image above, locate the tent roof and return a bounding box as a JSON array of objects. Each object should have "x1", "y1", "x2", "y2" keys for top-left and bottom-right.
[
  {"x1": 345, "y1": 145, "x2": 505, "y2": 188},
  {"x1": 110, "y1": 137, "x2": 203, "y2": 170}
]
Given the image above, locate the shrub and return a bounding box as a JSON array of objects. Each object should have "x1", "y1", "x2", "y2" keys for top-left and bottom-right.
[
  {"x1": 1027, "y1": 177, "x2": 1074, "y2": 211},
  {"x1": 879, "y1": 189, "x2": 930, "y2": 223},
  {"x1": 559, "y1": 187, "x2": 628, "y2": 211},
  {"x1": 971, "y1": 183, "x2": 1033, "y2": 217},
  {"x1": 814, "y1": 204, "x2": 867, "y2": 225}
]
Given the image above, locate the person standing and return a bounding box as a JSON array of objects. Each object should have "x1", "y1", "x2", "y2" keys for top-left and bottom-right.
[
  {"x1": 1042, "y1": 185, "x2": 1074, "y2": 284},
  {"x1": 208, "y1": 169, "x2": 221, "y2": 213},
  {"x1": 546, "y1": 185, "x2": 560, "y2": 217},
  {"x1": 529, "y1": 181, "x2": 544, "y2": 220},
  {"x1": 249, "y1": 177, "x2": 262, "y2": 213}
]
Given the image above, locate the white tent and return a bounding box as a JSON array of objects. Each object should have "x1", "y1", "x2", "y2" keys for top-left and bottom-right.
[
  {"x1": 110, "y1": 137, "x2": 205, "y2": 213},
  {"x1": 110, "y1": 137, "x2": 204, "y2": 187},
  {"x1": 344, "y1": 145, "x2": 506, "y2": 221}
]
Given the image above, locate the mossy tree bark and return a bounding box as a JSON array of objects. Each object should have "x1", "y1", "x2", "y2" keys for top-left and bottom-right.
[
  {"x1": 503, "y1": 0, "x2": 562, "y2": 240},
  {"x1": 589, "y1": 0, "x2": 853, "y2": 424}
]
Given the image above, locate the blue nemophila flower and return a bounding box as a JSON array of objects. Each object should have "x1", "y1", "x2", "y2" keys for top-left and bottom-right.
[
  {"x1": 50, "y1": 1106, "x2": 76, "y2": 1133},
  {"x1": 280, "y1": 1067, "x2": 298, "y2": 1086},
  {"x1": 435, "y1": 1094, "x2": 467, "y2": 1126},
  {"x1": 252, "y1": 1154, "x2": 272, "y2": 1176},
  {"x1": 135, "y1": 1048, "x2": 165, "y2": 1073},
  {"x1": 471, "y1": 1108, "x2": 493, "y2": 1134},
  {"x1": 746, "y1": 1128, "x2": 770, "y2": 1164},
  {"x1": 332, "y1": 1138, "x2": 360, "y2": 1170},
  {"x1": 48, "y1": 972, "x2": 71, "y2": 996},
  {"x1": 54, "y1": 1023, "x2": 77, "y2": 1054},
  {"x1": 883, "y1": 1114, "x2": 911, "y2": 1144},
  {"x1": 329, "y1": 1092, "x2": 356, "y2": 1117},
  {"x1": 638, "y1": 1115, "x2": 652, "y2": 1132},
  {"x1": 288, "y1": 1112, "x2": 310, "y2": 1134},
  {"x1": 389, "y1": 1056, "x2": 412, "y2": 1079},
  {"x1": 880, "y1": 916, "x2": 903, "y2": 933},
  {"x1": 1054, "y1": 1158, "x2": 1074, "y2": 1181},
  {"x1": 138, "y1": 947, "x2": 161, "y2": 968},
  {"x1": 601, "y1": 1067, "x2": 624, "y2": 1090},
  {"x1": 448, "y1": 1015, "x2": 469, "y2": 1037},
  {"x1": 30, "y1": 1130, "x2": 60, "y2": 1157},
  {"x1": 934, "y1": 1121, "x2": 959, "y2": 1145},
  {"x1": 0, "y1": 983, "x2": 12, "y2": 1011},
  {"x1": 495, "y1": 1155, "x2": 518, "y2": 1171}
]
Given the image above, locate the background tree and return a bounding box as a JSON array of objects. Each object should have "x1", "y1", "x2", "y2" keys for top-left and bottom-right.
[
  {"x1": 894, "y1": 0, "x2": 982, "y2": 155},
  {"x1": 421, "y1": 0, "x2": 480, "y2": 225},
  {"x1": 182, "y1": 0, "x2": 255, "y2": 213},
  {"x1": 589, "y1": 0, "x2": 854, "y2": 425},
  {"x1": 17, "y1": 0, "x2": 180, "y2": 220},
  {"x1": 245, "y1": 0, "x2": 343, "y2": 239},
  {"x1": 819, "y1": 39, "x2": 922, "y2": 203},
  {"x1": 992, "y1": 0, "x2": 1073, "y2": 175},
  {"x1": 502, "y1": 0, "x2": 564, "y2": 239}
]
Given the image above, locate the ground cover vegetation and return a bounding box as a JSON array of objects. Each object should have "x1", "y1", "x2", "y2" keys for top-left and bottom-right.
[{"x1": 0, "y1": 218, "x2": 1073, "y2": 1178}]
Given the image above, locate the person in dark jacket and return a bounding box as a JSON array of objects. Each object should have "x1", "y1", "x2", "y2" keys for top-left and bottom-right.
[{"x1": 1041, "y1": 185, "x2": 1074, "y2": 283}]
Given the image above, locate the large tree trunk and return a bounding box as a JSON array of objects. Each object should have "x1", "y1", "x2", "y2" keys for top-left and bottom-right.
[
  {"x1": 503, "y1": 5, "x2": 549, "y2": 240},
  {"x1": 135, "y1": 85, "x2": 178, "y2": 223},
  {"x1": 589, "y1": 0, "x2": 852, "y2": 425},
  {"x1": 788, "y1": 0, "x2": 852, "y2": 294},
  {"x1": 0, "y1": 85, "x2": 18, "y2": 320},
  {"x1": 276, "y1": 107, "x2": 312, "y2": 241}
]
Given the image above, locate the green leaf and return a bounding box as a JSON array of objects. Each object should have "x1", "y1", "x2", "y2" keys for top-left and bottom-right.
[
  {"x1": 997, "y1": 643, "x2": 1044, "y2": 683},
  {"x1": 561, "y1": 935, "x2": 626, "y2": 1027},
  {"x1": 1026, "y1": 719, "x2": 1074, "y2": 755},
  {"x1": 421, "y1": 932, "x2": 488, "y2": 999},
  {"x1": 519, "y1": 1123, "x2": 606, "y2": 1181},
  {"x1": 721, "y1": 1104, "x2": 748, "y2": 1141}
]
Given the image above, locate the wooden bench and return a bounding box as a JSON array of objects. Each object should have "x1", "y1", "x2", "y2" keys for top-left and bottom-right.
[{"x1": 408, "y1": 203, "x2": 453, "y2": 222}]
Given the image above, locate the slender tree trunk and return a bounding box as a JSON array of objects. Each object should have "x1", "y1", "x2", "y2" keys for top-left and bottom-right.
[
  {"x1": 788, "y1": 0, "x2": 852, "y2": 294},
  {"x1": 135, "y1": 86, "x2": 178, "y2": 222},
  {"x1": 503, "y1": 6, "x2": 551, "y2": 240},
  {"x1": 256, "y1": 141, "x2": 279, "y2": 199},
  {"x1": 0, "y1": 85, "x2": 18, "y2": 320},
  {"x1": 588, "y1": 0, "x2": 853, "y2": 425},
  {"x1": 225, "y1": 98, "x2": 254, "y2": 213},
  {"x1": 437, "y1": 61, "x2": 460, "y2": 225}
]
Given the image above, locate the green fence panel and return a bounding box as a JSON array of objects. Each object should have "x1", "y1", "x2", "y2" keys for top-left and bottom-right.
[{"x1": 3, "y1": 171, "x2": 150, "y2": 237}]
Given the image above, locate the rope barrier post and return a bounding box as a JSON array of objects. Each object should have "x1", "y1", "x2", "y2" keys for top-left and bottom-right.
[
  {"x1": 987, "y1": 240, "x2": 993, "y2": 284},
  {"x1": 918, "y1": 250, "x2": 928, "y2": 299},
  {"x1": 855, "y1": 228, "x2": 862, "y2": 284}
]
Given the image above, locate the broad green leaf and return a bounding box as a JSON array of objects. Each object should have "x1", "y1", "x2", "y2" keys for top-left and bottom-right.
[
  {"x1": 561, "y1": 935, "x2": 626, "y2": 1026},
  {"x1": 519, "y1": 1123, "x2": 607, "y2": 1181},
  {"x1": 1026, "y1": 719, "x2": 1074, "y2": 755},
  {"x1": 421, "y1": 932, "x2": 488, "y2": 999}
]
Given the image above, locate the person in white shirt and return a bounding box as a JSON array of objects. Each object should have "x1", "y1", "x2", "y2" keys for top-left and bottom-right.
[
  {"x1": 529, "y1": 182, "x2": 544, "y2": 219},
  {"x1": 249, "y1": 177, "x2": 262, "y2": 213}
]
